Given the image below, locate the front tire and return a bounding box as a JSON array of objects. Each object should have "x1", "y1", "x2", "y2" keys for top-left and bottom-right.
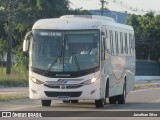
[
  {"x1": 117, "y1": 81, "x2": 126, "y2": 104},
  {"x1": 95, "y1": 80, "x2": 108, "y2": 108},
  {"x1": 71, "y1": 100, "x2": 78, "y2": 103},
  {"x1": 95, "y1": 99, "x2": 105, "y2": 108},
  {"x1": 63, "y1": 100, "x2": 70, "y2": 103},
  {"x1": 41, "y1": 100, "x2": 51, "y2": 106}
]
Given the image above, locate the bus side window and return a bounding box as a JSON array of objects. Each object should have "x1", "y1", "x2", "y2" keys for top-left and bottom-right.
[
  {"x1": 115, "y1": 31, "x2": 119, "y2": 55},
  {"x1": 120, "y1": 32, "x2": 123, "y2": 54},
  {"x1": 124, "y1": 33, "x2": 128, "y2": 54},
  {"x1": 129, "y1": 33, "x2": 132, "y2": 54},
  {"x1": 109, "y1": 30, "x2": 113, "y2": 55},
  {"x1": 101, "y1": 37, "x2": 105, "y2": 60},
  {"x1": 105, "y1": 30, "x2": 108, "y2": 51},
  {"x1": 133, "y1": 34, "x2": 135, "y2": 51}
]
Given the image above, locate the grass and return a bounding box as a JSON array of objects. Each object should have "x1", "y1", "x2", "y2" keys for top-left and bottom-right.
[
  {"x1": 0, "y1": 94, "x2": 28, "y2": 102},
  {"x1": 0, "y1": 76, "x2": 28, "y2": 87},
  {"x1": 0, "y1": 67, "x2": 28, "y2": 87}
]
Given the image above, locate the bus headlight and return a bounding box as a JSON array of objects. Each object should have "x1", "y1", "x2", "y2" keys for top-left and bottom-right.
[
  {"x1": 82, "y1": 76, "x2": 99, "y2": 85},
  {"x1": 91, "y1": 77, "x2": 96, "y2": 83},
  {"x1": 30, "y1": 77, "x2": 44, "y2": 85}
]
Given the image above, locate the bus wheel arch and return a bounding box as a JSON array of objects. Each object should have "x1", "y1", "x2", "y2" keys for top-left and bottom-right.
[{"x1": 95, "y1": 78, "x2": 109, "y2": 108}]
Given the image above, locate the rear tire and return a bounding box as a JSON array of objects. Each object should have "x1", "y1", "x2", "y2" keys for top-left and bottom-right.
[
  {"x1": 41, "y1": 100, "x2": 51, "y2": 106},
  {"x1": 109, "y1": 96, "x2": 117, "y2": 104},
  {"x1": 70, "y1": 100, "x2": 78, "y2": 103}
]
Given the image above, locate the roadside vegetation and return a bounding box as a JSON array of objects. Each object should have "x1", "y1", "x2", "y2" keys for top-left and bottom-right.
[
  {"x1": 0, "y1": 66, "x2": 28, "y2": 87},
  {"x1": 0, "y1": 93, "x2": 28, "y2": 102},
  {"x1": 126, "y1": 12, "x2": 160, "y2": 61}
]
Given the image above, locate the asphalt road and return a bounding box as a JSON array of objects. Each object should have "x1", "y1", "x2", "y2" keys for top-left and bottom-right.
[{"x1": 0, "y1": 88, "x2": 160, "y2": 119}]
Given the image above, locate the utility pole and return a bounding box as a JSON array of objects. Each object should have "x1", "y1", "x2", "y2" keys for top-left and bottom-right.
[
  {"x1": 6, "y1": 0, "x2": 13, "y2": 75},
  {"x1": 100, "y1": 0, "x2": 106, "y2": 16}
]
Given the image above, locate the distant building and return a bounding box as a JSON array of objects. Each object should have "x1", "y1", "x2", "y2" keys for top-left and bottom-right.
[
  {"x1": 0, "y1": 52, "x2": 16, "y2": 66},
  {"x1": 90, "y1": 10, "x2": 129, "y2": 24},
  {"x1": 0, "y1": 52, "x2": 7, "y2": 62}
]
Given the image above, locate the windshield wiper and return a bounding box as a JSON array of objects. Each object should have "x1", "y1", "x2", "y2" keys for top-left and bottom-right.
[{"x1": 43, "y1": 55, "x2": 62, "y2": 76}]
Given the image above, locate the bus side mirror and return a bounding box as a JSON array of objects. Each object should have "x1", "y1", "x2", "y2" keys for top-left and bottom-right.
[
  {"x1": 23, "y1": 31, "x2": 32, "y2": 54},
  {"x1": 23, "y1": 39, "x2": 29, "y2": 52}
]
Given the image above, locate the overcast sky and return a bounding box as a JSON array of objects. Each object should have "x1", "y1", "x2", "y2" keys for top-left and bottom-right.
[{"x1": 69, "y1": 0, "x2": 160, "y2": 14}]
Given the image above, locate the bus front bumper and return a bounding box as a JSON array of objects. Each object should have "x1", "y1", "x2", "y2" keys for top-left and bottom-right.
[{"x1": 29, "y1": 79, "x2": 101, "y2": 100}]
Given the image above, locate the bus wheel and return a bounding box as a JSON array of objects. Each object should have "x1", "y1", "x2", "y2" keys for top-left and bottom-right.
[
  {"x1": 117, "y1": 82, "x2": 126, "y2": 104},
  {"x1": 109, "y1": 96, "x2": 117, "y2": 104},
  {"x1": 63, "y1": 100, "x2": 70, "y2": 103},
  {"x1": 71, "y1": 100, "x2": 78, "y2": 103},
  {"x1": 95, "y1": 99, "x2": 105, "y2": 108},
  {"x1": 41, "y1": 100, "x2": 51, "y2": 106}
]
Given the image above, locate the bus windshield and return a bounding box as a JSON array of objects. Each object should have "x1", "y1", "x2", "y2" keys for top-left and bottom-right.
[{"x1": 30, "y1": 30, "x2": 100, "y2": 73}]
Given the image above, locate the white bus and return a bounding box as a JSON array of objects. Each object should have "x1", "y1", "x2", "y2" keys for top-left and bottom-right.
[{"x1": 23, "y1": 15, "x2": 135, "y2": 108}]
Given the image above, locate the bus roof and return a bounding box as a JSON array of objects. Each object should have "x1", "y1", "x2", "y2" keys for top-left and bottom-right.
[{"x1": 32, "y1": 15, "x2": 133, "y2": 31}]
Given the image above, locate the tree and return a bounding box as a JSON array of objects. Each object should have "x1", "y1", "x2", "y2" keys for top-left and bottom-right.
[
  {"x1": 36, "y1": 0, "x2": 70, "y2": 18},
  {"x1": 0, "y1": 6, "x2": 7, "y2": 56},
  {"x1": 126, "y1": 12, "x2": 160, "y2": 61},
  {"x1": 68, "y1": 8, "x2": 90, "y2": 15},
  {"x1": 0, "y1": 0, "x2": 90, "y2": 72}
]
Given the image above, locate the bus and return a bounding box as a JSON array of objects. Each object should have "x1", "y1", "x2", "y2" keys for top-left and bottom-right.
[{"x1": 23, "y1": 15, "x2": 135, "y2": 108}]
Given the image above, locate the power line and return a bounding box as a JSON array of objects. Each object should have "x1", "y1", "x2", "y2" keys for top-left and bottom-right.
[{"x1": 108, "y1": 0, "x2": 160, "y2": 14}]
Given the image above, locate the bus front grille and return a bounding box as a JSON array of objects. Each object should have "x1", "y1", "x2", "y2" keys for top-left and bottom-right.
[
  {"x1": 44, "y1": 91, "x2": 82, "y2": 97},
  {"x1": 44, "y1": 84, "x2": 83, "y2": 89}
]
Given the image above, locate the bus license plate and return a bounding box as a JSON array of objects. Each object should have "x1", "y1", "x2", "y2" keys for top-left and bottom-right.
[{"x1": 57, "y1": 96, "x2": 70, "y2": 100}]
